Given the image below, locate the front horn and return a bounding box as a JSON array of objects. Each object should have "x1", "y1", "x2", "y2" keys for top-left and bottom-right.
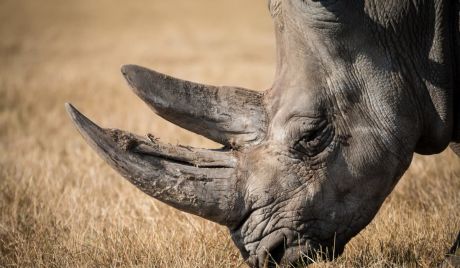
[{"x1": 66, "y1": 103, "x2": 244, "y2": 226}]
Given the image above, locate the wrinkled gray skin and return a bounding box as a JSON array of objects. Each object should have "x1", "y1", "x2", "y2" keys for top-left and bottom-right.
[{"x1": 66, "y1": 0, "x2": 460, "y2": 267}]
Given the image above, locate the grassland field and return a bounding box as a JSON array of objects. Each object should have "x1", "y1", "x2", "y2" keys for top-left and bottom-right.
[{"x1": 0, "y1": 0, "x2": 459, "y2": 267}]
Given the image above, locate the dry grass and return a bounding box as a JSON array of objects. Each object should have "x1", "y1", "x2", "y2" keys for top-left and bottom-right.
[{"x1": 0, "y1": 0, "x2": 459, "y2": 267}]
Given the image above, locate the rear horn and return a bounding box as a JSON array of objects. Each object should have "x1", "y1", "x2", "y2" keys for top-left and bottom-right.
[{"x1": 121, "y1": 65, "x2": 267, "y2": 148}]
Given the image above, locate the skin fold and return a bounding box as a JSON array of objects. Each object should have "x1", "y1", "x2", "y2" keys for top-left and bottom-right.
[{"x1": 66, "y1": 0, "x2": 460, "y2": 267}]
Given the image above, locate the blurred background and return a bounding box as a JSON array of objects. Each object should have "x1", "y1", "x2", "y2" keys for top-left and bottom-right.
[{"x1": 0, "y1": 0, "x2": 458, "y2": 267}]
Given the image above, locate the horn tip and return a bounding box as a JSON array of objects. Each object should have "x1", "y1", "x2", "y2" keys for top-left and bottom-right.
[
  {"x1": 120, "y1": 64, "x2": 142, "y2": 91},
  {"x1": 120, "y1": 64, "x2": 132, "y2": 76},
  {"x1": 65, "y1": 102, "x2": 87, "y2": 126},
  {"x1": 120, "y1": 64, "x2": 144, "y2": 77},
  {"x1": 65, "y1": 102, "x2": 102, "y2": 136},
  {"x1": 65, "y1": 102, "x2": 79, "y2": 121}
]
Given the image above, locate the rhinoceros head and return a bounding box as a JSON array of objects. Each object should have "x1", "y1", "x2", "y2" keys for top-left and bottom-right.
[{"x1": 67, "y1": 0, "x2": 459, "y2": 266}]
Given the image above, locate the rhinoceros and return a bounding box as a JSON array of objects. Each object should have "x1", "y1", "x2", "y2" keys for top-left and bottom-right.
[{"x1": 66, "y1": 0, "x2": 460, "y2": 266}]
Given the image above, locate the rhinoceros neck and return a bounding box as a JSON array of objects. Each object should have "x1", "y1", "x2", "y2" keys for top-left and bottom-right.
[
  {"x1": 413, "y1": 0, "x2": 456, "y2": 154},
  {"x1": 371, "y1": 0, "x2": 456, "y2": 154}
]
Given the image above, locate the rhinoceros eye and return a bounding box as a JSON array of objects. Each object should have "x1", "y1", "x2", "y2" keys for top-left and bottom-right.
[
  {"x1": 293, "y1": 121, "x2": 333, "y2": 157},
  {"x1": 300, "y1": 0, "x2": 342, "y2": 18}
]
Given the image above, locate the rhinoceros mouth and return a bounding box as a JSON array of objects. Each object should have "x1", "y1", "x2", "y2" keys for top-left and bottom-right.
[
  {"x1": 230, "y1": 210, "x2": 346, "y2": 267},
  {"x1": 243, "y1": 236, "x2": 328, "y2": 268},
  {"x1": 267, "y1": 239, "x2": 343, "y2": 267}
]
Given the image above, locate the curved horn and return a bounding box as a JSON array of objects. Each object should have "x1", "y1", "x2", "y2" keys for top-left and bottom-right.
[
  {"x1": 65, "y1": 103, "x2": 242, "y2": 226},
  {"x1": 121, "y1": 65, "x2": 267, "y2": 148}
]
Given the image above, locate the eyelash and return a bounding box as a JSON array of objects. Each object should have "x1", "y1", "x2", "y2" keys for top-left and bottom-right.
[
  {"x1": 293, "y1": 123, "x2": 334, "y2": 157},
  {"x1": 300, "y1": 0, "x2": 341, "y2": 12}
]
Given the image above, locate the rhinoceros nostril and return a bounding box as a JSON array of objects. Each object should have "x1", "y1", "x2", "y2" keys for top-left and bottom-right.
[
  {"x1": 259, "y1": 236, "x2": 287, "y2": 267},
  {"x1": 267, "y1": 241, "x2": 286, "y2": 266}
]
